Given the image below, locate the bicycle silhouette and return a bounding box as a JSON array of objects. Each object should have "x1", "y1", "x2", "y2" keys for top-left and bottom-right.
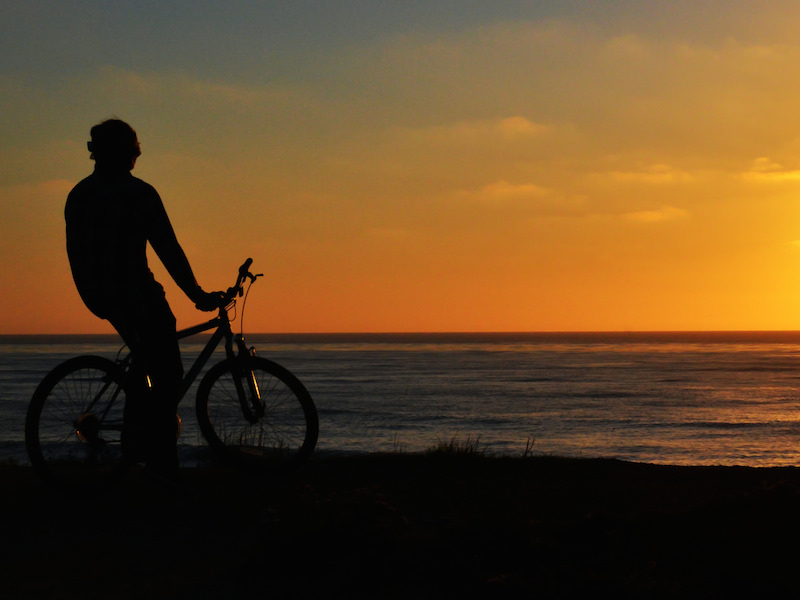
[{"x1": 25, "y1": 259, "x2": 318, "y2": 492}]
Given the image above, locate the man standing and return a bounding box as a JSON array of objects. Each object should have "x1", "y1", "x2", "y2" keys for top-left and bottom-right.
[{"x1": 65, "y1": 118, "x2": 221, "y2": 481}]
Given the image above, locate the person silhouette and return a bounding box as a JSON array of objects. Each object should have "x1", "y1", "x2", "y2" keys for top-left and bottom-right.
[{"x1": 65, "y1": 118, "x2": 222, "y2": 482}]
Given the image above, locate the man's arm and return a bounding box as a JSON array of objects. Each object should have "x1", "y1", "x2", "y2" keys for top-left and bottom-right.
[{"x1": 146, "y1": 190, "x2": 220, "y2": 310}]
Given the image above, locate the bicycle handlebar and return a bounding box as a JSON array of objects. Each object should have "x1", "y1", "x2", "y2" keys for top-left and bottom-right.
[
  {"x1": 239, "y1": 257, "x2": 253, "y2": 279},
  {"x1": 223, "y1": 258, "x2": 260, "y2": 305}
]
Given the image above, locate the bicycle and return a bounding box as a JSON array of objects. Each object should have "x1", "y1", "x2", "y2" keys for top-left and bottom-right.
[{"x1": 25, "y1": 259, "x2": 319, "y2": 492}]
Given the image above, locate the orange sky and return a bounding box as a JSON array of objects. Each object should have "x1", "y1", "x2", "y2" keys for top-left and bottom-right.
[{"x1": 5, "y1": 2, "x2": 800, "y2": 333}]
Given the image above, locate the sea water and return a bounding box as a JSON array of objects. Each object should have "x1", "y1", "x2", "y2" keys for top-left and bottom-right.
[{"x1": 3, "y1": 332, "x2": 800, "y2": 467}]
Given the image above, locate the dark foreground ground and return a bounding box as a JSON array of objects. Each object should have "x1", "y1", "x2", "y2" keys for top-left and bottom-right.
[{"x1": 4, "y1": 454, "x2": 800, "y2": 599}]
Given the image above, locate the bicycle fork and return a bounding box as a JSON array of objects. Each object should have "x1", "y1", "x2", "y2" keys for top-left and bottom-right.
[{"x1": 231, "y1": 335, "x2": 264, "y2": 424}]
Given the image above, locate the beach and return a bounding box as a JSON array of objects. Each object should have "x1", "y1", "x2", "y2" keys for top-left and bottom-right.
[{"x1": 4, "y1": 454, "x2": 800, "y2": 599}]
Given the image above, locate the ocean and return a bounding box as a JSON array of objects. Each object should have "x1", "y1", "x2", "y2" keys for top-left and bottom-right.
[{"x1": 3, "y1": 331, "x2": 800, "y2": 467}]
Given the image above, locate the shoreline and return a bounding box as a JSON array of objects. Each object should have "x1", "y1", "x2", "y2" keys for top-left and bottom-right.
[{"x1": 4, "y1": 454, "x2": 800, "y2": 598}]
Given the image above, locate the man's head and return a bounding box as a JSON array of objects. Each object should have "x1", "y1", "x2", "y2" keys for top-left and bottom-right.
[{"x1": 88, "y1": 119, "x2": 141, "y2": 171}]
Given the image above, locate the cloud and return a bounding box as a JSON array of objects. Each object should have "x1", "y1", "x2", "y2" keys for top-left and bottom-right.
[
  {"x1": 1, "y1": 179, "x2": 74, "y2": 204},
  {"x1": 94, "y1": 66, "x2": 300, "y2": 109},
  {"x1": 477, "y1": 180, "x2": 552, "y2": 201},
  {"x1": 496, "y1": 116, "x2": 550, "y2": 137},
  {"x1": 741, "y1": 157, "x2": 800, "y2": 182},
  {"x1": 607, "y1": 164, "x2": 694, "y2": 184},
  {"x1": 399, "y1": 116, "x2": 550, "y2": 147},
  {"x1": 603, "y1": 34, "x2": 649, "y2": 61},
  {"x1": 623, "y1": 205, "x2": 689, "y2": 223},
  {"x1": 449, "y1": 179, "x2": 589, "y2": 218}
]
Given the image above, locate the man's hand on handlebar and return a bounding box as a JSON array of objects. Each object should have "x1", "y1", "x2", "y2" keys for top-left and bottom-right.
[
  {"x1": 194, "y1": 290, "x2": 227, "y2": 312},
  {"x1": 192, "y1": 260, "x2": 257, "y2": 311}
]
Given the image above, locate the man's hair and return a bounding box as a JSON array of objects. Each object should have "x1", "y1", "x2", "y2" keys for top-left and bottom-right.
[{"x1": 88, "y1": 119, "x2": 141, "y2": 169}]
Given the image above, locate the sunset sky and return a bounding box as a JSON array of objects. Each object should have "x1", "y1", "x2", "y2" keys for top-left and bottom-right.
[{"x1": 5, "y1": 1, "x2": 800, "y2": 333}]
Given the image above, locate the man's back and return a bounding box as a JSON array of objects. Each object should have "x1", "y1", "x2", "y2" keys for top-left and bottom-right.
[{"x1": 65, "y1": 169, "x2": 163, "y2": 318}]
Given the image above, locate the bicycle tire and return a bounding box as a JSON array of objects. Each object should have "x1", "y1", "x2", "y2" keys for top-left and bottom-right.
[
  {"x1": 195, "y1": 356, "x2": 318, "y2": 471},
  {"x1": 25, "y1": 355, "x2": 130, "y2": 493}
]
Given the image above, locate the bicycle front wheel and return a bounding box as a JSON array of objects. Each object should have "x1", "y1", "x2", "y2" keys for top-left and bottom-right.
[
  {"x1": 25, "y1": 355, "x2": 130, "y2": 493},
  {"x1": 196, "y1": 356, "x2": 318, "y2": 471}
]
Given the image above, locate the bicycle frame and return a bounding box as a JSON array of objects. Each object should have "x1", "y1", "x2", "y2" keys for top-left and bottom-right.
[
  {"x1": 79, "y1": 315, "x2": 238, "y2": 444},
  {"x1": 175, "y1": 310, "x2": 260, "y2": 414},
  {"x1": 107, "y1": 259, "x2": 266, "y2": 428},
  {"x1": 175, "y1": 313, "x2": 234, "y2": 401}
]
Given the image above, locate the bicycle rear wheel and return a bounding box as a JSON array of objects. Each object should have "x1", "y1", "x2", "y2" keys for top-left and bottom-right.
[
  {"x1": 25, "y1": 356, "x2": 130, "y2": 493},
  {"x1": 196, "y1": 356, "x2": 318, "y2": 471}
]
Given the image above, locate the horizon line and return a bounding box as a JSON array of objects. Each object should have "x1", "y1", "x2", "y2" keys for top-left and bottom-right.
[{"x1": 5, "y1": 329, "x2": 800, "y2": 337}]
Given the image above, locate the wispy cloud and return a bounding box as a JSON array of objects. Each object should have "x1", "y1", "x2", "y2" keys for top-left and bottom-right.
[
  {"x1": 607, "y1": 164, "x2": 694, "y2": 184},
  {"x1": 449, "y1": 179, "x2": 589, "y2": 219},
  {"x1": 623, "y1": 205, "x2": 689, "y2": 223},
  {"x1": 399, "y1": 116, "x2": 551, "y2": 147},
  {"x1": 95, "y1": 66, "x2": 300, "y2": 108},
  {"x1": 741, "y1": 157, "x2": 800, "y2": 182},
  {"x1": 478, "y1": 180, "x2": 552, "y2": 201}
]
